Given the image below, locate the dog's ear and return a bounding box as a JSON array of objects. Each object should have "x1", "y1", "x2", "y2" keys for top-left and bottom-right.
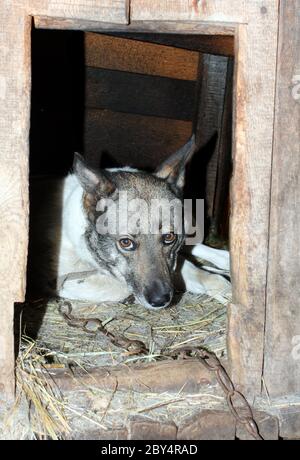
[
  {"x1": 154, "y1": 135, "x2": 197, "y2": 192},
  {"x1": 73, "y1": 153, "x2": 116, "y2": 196}
]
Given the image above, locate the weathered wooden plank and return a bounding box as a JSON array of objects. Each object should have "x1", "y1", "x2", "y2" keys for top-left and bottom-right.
[
  {"x1": 47, "y1": 359, "x2": 220, "y2": 394},
  {"x1": 34, "y1": 17, "x2": 236, "y2": 35},
  {"x1": 228, "y1": 1, "x2": 279, "y2": 399},
  {"x1": 278, "y1": 406, "x2": 300, "y2": 440},
  {"x1": 85, "y1": 33, "x2": 199, "y2": 80},
  {"x1": 0, "y1": 2, "x2": 31, "y2": 396},
  {"x1": 128, "y1": 418, "x2": 177, "y2": 440},
  {"x1": 107, "y1": 33, "x2": 234, "y2": 57},
  {"x1": 29, "y1": 0, "x2": 129, "y2": 24},
  {"x1": 130, "y1": 0, "x2": 248, "y2": 23},
  {"x1": 71, "y1": 427, "x2": 129, "y2": 440},
  {"x1": 212, "y1": 58, "x2": 233, "y2": 240},
  {"x1": 84, "y1": 110, "x2": 192, "y2": 169},
  {"x1": 263, "y1": 0, "x2": 300, "y2": 398},
  {"x1": 85, "y1": 67, "x2": 196, "y2": 121},
  {"x1": 177, "y1": 411, "x2": 236, "y2": 440},
  {"x1": 194, "y1": 54, "x2": 229, "y2": 220},
  {"x1": 236, "y1": 411, "x2": 279, "y2": 440}
]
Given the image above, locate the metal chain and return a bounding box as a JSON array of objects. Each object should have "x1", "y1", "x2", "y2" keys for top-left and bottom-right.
[
  {"x1": 58, "y1": 300, "x2": 263, "y2": 440},
  {"x1": 57, "y1": 300, "x2": 147, "y2": 355},
  {"x1": 171, "y1": 347, "x2": 263, "y2": 440}
]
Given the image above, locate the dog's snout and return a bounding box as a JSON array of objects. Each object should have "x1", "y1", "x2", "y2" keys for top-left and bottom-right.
[{"x1": 143, "y1": 280, "x2": 173, "y2": 308}]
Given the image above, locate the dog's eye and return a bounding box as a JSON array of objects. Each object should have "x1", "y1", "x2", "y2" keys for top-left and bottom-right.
[
  {"x1": 162, "y1": 232, "x2": 177, "y2": 245},
  {"x1": 118, "y1": 238, "x2": 137, "y2": 251}
]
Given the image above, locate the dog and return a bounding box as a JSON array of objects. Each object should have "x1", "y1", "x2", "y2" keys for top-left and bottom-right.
[{"x1": 28, "y1": 136, "x2": 230, "y2": 309}]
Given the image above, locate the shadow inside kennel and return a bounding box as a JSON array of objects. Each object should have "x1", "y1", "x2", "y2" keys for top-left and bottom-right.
[{"x1": 17, "y1": 28, "x2": 233, "y2": 375}]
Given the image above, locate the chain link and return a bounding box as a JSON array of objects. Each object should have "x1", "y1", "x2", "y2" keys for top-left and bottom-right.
[
  {"x1": 173, "y1": 347, "x2": 263, "y2": 440},
  {"x1": 57, "y1": 300, "x2": 147, "y2": 355},
  {"x1": 58, "y1": 300, "x2": 263, "y2": 440}
]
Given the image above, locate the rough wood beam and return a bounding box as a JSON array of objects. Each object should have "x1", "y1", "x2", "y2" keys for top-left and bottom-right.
[
  {"x1": 0, "y1": 2, "x2": 31, "y2": 396},
  {"x1": 264, "y1": 0, "x2": 300, "y2": 398},
  {"x1": 130, "y1": 0, "x2": 248, "y2": 24},
  {"x1": 29, "y1": 0, "x2": 129, "y2": 24},
  {"x1": 33, "y1": 17, "x2": 236, "y2": 35},
  {"x1": 228, "y1": 2, "x2": 279, "y2": 399}
]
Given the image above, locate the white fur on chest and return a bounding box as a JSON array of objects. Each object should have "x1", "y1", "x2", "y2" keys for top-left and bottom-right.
[
  {"x1": 57, "y1": 175, "x2": 95, "y2": 274},
  {"x1": 56, "y1": 175, "x2": 130, "y2": 303}
]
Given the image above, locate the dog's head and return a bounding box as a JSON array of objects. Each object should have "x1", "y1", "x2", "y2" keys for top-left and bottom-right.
[{"x1": 73, "y1": 136, "x2": 197, "y2": 309}]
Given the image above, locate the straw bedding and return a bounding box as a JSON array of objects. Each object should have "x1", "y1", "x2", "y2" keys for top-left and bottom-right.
[
  {"x1": 18, "y1": 290, "x2": 229, "y2": 368},
  {"x1": 3, "y1": 289, "x2": 231, "y2": 439}
]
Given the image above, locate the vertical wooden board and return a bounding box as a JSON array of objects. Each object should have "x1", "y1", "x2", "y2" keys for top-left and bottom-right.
[
  {"x1": 29, "y1": 0, "x2": 129, "y2": 23},
  {"x1": 85, "y1": 33, "x2": 199, "y2": 80},
  {"x1": 195, "y1": 54, "x2": 228, "y2": 219},
  {"x1": 130, "y1": 0, "x2": 247, "y2": 23},
  {"x1": 264, "y1": 0, "x2": 300, "y2": 398},
  {"x1": 212, "y1": 58, "x2": 233, "y2": 240},
  {"x1": 0, "y1": 2, "x2": 31, "y2": 395},
  {"x1": 228, "y1": 2, "x2": 279, "y2": 398}
]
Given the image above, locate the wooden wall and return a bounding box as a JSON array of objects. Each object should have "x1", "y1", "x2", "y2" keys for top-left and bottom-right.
[
  {"x1": 29, "y1": 29, "x2": 233, "y2": 239},
  {"x1": 83, "y1": 33, "x2": 198, "y2": 170},
  {"x1": 83, "y1": 32, "x2": 233, "y2": 241},
  {"x1": 264, "y1": 0, "x2": 300, "y2": 401},
  {"x1": 3, "y1": 0, "x2": 300, "y2": 439}
]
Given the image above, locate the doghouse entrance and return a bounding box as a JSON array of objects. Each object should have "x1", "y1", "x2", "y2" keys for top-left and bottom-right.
[{"x1": 16, "y1": 28, "x2": 234, "y2": 438}]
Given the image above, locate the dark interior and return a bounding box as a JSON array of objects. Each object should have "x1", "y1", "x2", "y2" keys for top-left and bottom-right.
[
  {"x1": 15, "y1": 27, "x2": 234, "y2": 359},
  {"x1": 30, "y1": 28, "x2": 234, "y2": 245}
]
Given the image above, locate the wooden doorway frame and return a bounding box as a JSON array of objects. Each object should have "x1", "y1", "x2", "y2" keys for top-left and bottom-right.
[{"x1": 0, "y1": 1, "x2": 279, "y2": 404}]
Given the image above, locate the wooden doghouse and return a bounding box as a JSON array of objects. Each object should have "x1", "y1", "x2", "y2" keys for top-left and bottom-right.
[{"x1": 0, "y1": 0, "x2": 300, "y2": 439}]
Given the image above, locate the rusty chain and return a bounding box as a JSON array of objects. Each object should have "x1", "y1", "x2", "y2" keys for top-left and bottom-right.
[
  {"x1": 58, "y1": 300, "x2": 263, "y2": 440},
  {"x1": 170, "y1": 347, "x2": 263, "y2": 440},
  {"x1": 58, "y1": 300, "x2": 147, "y2": 355}
]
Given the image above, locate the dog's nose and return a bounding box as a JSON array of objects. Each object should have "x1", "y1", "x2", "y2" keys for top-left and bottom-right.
[{"x1": 143, "y1": 280, "x2": 173, "y2": 308}]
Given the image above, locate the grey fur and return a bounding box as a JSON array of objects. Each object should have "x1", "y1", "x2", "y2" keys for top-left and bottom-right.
[{"x1": 28, "y1": 137, "x2": 200, "y2": 309}]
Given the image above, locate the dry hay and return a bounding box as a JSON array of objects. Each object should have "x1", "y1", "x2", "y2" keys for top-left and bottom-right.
[
  {"x1": 8, "y1": 290, "x2": 231, "y2": 439},
  {"x1": 18, "y1": 291, "x2": 229, "y2": 368},
  {"x1": 9, "y1": 335, "x2": 227, "y2": 440}
]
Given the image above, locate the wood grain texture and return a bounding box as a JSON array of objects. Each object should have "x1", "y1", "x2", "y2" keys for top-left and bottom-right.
[
  {"x1": 130, "y1": 0, "x2": 248, "y2": 23},
  {"x1": 85, "y1": 33, "x2": 199, "y2": 80},
  {"x1": 84, "y1": 109, "x2": 192, "y2": 169},
  {"x1": 85, "y1": 67, "x2": 196, "y2": 120},
  {"x1": 0, "y1": 0, "x2": 282, "y2": 407},
  {"x1": 212, "y1": 58, "x2": 233, "y2": 239},
  {"x1": 263, "y1": 0, "x2": 300, "y2": 398},
  {"x1": 47, "y1": 358, "x2": 220, "y2": 394},
  {"x1": 34, "y1": 16, "x2": 236, "y2": 35},
  {"x1": 29, "y1": 0, "x2": 129, "y2": 23},
  {"x1": 236, "y1": 411, "x2": 279, "y2": 440},
  {"x1": 0, "y1": 2, "x2": 31, "y2": 396},
  {"x1": 278, "y1": 405, "x2": 300, "y2": 439},
  {"x1": 228, "y1": 2, "x2": 279, "y2": 399},
  {"x1": 108, "y1": 33, "x2": 234, "y2": 57},
  {"x1": 177, "y1": 411, "x2": 236, "y2": 440},
  {"x1": 128, "y1": 418, "x2": 177, "y2": 440}
]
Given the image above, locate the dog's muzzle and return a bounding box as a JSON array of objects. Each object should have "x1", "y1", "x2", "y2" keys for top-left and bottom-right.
[{"x1": 142, "y1": 280, "x2": 173, "y2": 308}]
